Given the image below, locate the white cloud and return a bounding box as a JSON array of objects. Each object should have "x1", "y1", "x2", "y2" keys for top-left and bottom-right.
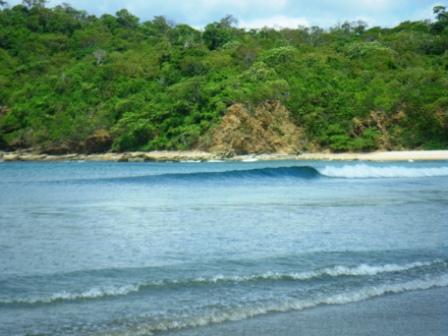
[
  {"x1": 239, "y1": 15, "x2": 309, "y2": 29},
  {"x1": 6, "y1": 0, "x2": 443, "y2": 28},
  {"x1": 355, "y1": 0, "x2": 393, "y2": 11},
  {"x1": 409, "y1": 2, "x2": 442, "y2": 21},
  {"x1": 198, "y1": 0, "x2": 287, "y2": 10},
  {"x1": 328, "y1": 0, "x2": 398, "y2": 12}
]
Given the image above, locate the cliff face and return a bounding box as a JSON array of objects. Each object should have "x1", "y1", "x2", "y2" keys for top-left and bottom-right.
[{"x1": 201, "y1": 101, "x2": 303, "y2": 155}]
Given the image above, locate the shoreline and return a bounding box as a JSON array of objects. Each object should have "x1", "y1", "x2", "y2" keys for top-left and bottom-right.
[
  {"x1": 1, "y1": 150, "x2": 448, "y2": 162},
  {"x1": 165, "y1": 287, "x2": 448, "y2": 336}
]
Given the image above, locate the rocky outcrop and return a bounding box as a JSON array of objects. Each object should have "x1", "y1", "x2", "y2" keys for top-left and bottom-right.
[
  {"x1": 84, "y1": 129, "x2": 113, "y2": 153},
  {"x1": 42, "y1": 143, "x2": 76, "y2": 155},
  {"x1": 0, "y1": 150, "x2": 220, "y2": 162},
  {"x1": 35, "y1": 130, "x2": 112, "y2": 155},
  {"x1": 201, "y1": 101, "x2": 303, "y2": 155}
]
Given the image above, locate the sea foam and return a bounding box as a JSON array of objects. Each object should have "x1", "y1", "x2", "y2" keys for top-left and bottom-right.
[
  {"x1": 319, "y1": 164, "x2": 448, "y2": 178},
  {"x1": 1, "y1": 260, "x2": 443, "y2": 305},
  {"x1": 0, "y1": 284, "x2": 140, "y2": 305},
  {"x1": 106, "y1": 273, "x2": 448, "y2": 336},
  {"x1": 188, "y1": 260, "x2": 443, "y2": 284}
]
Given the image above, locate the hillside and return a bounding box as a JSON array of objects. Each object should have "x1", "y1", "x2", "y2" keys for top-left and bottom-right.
[{"x1": 0, "y1": 1, "x2": 447, "y2": 154}]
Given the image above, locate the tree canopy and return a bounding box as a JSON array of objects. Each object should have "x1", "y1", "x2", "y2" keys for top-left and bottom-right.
[{"x1": 0, "y1": 1, "x2": 447, "y2": 153}]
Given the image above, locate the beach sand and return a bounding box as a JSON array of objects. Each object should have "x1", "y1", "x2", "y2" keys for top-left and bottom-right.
[
  {"x1": 1, "y1": 150, "x2": 448, "y2": 162},
  {"x1": 165, "y1": 287, "x2": 448, "y2": 336},
  {"x1": 295, "y1": 150, "x2": 448, "y2": 161}
]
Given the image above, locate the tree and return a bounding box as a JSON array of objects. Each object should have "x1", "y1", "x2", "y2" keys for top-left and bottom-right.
[
  {"x1": 0, "y1": 2, "x2": 447, "y2": 152},
  {"x1": 116, "y1": 9, "x2": 138, "y2": 28},
  {"x1": 22, "y1": 0, "x2": 46, "y2": 8},
  {"x1": 434, "y1": 6, "x2": 447, "y2": 21},
  {"x1": 432, "y1": 6, "x2": 448, "y2": 32},
  {"x1": 203, "y1": 15, "x2": 238, "y2": 50}
]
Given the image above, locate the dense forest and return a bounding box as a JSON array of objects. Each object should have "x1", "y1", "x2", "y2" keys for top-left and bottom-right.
[{"x1": 0, "y1": 0, "x2": 447, "y2": 154}]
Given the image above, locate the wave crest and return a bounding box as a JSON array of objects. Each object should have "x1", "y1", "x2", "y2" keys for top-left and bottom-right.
[
  {"x1": 320, "y1": 164, "x2": 448, "y2": 178},
  {"x1": 56, "y1": 164, "x2": 448, "y2": 184},
  {"x1": 189, "y1": 260, "x2": 443, "y2": 284},
  {"x1": 0, "y1": 284, "x2": 140, "y2": 305},
  {"x1": 1, "y1": 260, "x2": 443, "y2": 305},
  {"x1": 94, "y1": 166, "x2": 321, "y2": 183},
  {"x1": 108, "y1": 273, "x2": 448, "y2": 336}
]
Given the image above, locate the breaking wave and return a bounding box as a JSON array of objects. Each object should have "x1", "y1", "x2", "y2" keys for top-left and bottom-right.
[
  {"x1": 79, "y1": 166, "x2": 322, "y2": 184},
  {"x1": 106, "y1": 273, "x2": 448, "y2": 336},
  {"x1": 174, "y1": 260, "x2": 443, "y2": 285},
  {"x1": 0, "y1": 284, "x2": 141, "y2": 305},
  {"x1": 52, "y1": 164, "x2": 448, "y2": 185},
  {"x1": 320, "y1": 164, "x2": 448, "y2": 178},
  {"x1": 2, "y1": 260, "x2": 443, "y2": 305}
]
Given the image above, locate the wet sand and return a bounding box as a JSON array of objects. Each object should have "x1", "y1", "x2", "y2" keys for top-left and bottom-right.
[{"x1": 165, "y1": 287, "x2": 448, "y2": 336}]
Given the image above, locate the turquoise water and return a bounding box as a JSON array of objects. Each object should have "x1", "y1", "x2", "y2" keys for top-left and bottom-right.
[{"x1": 0, "y1": 160, "x2": 447, "y2": 336}]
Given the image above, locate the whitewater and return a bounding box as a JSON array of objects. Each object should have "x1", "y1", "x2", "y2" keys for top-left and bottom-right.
[{"x1": 0, "y1": 160, "x2": 447, "y2": 336}]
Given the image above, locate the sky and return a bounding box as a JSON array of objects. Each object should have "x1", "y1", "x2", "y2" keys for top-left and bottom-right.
[{"x1": 6, "y1": 0, "x2": 448, "y2": 29}]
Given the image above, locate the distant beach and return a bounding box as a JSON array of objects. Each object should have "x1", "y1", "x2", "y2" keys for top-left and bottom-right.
[{"x1": 1, "y1": 150, "x2": 448, "y2": 162}]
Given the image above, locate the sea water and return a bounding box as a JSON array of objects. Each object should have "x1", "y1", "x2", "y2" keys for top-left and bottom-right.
[{"x1": 0, "y1": 160, "x2": 447, "y2": 335}]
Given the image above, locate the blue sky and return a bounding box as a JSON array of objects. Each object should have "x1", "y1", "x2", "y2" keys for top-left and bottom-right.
[{"x1": 7, "y1": 0, "x2": 448, "y2": 28}]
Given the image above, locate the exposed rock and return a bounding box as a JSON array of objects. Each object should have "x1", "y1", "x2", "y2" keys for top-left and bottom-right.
[
  {"x1": 19, "y1": 153, "x2": 47, "y2": 161},
  {"x1": 201, "y1": 101, "x2": 303, "y2": 155},
  {"x1": 143, "y1": 154, "x2": 157, "y2": 162},
  {"x1": 3, "y1": 154, "x2": 19, "y2": 161},
  {"x1": 43, "y1": 143, "x2": 75, "y2": 155},
  {"x1": 0, "y1": 151, "x2": 218, "y2": 162},
  {"x1": 142, "y1": 151, "x2": 217, "y2": 162},
  {"x1": 117, "y1": 154, "x2": 130, "y2": 162},
  {"x1": 84, "y1": 129, "x2": 112, "y2": 153},
  {"x1": 100, "y1": 153, "x2": 120, "y2": 161},
  {"x1": 7, "y1": 138, "x2": 27, "y2": 151}
]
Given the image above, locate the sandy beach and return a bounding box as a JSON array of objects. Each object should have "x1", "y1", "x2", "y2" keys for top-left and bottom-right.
[
  {"x1": 1, "y1": 150, "x2": 448, "y2": 162},
  {"x1": 165, "y1": 287, "x2": 448, "y2": 336},
  {"x1": 295, "y1": 150, "x2": 448, "y2": 161}
]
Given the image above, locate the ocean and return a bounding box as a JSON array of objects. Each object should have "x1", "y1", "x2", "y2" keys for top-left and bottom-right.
[{"x1": 0, "y1": 160, "x2": 447, "y2": 336}]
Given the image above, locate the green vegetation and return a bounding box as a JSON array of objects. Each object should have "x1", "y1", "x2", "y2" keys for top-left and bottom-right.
[{"x1": 0, "y1": 1, "x2": 447, "y2": 153}]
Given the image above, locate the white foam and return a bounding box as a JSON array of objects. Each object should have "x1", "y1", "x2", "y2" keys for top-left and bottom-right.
[
  {"x1": 319, "y1": 164, "x2": 448, "y2": 178},
  {"x1": 109, "y1": 273, "x2": 448, "y2": 336},
  {"x1": 189, "y1": 260, "x2": 442, "y2": 284},
  {"x1": 2, "y1": 284, "x2": 140, "y2": 305},
  {"x1": 3, "y1": 260, "x2": 442, "y2": 305}
]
